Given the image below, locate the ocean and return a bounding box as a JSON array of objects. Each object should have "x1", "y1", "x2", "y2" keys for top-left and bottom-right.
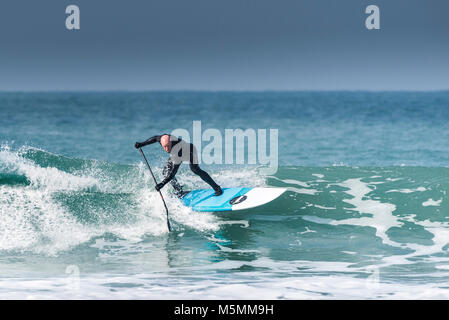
[{"x1": 1, "y1": 91, "x2": 449, "y2": 299}]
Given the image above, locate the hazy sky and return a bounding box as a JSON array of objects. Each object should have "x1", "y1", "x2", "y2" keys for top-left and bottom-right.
[{"x1": 0, "y1": 0, "x2": 448, "y2": 91}]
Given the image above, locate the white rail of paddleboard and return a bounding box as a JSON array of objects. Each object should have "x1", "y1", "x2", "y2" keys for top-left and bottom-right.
[{"x1": 231, "y1": 187, "x2": 287, "y2": 211}]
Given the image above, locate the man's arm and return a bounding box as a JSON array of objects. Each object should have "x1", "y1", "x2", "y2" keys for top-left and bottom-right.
[{"x1": 135, "y1": 135, "x2": 161, "y2": 149}]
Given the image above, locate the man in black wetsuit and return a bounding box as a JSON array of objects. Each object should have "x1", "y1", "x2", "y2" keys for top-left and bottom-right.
[{"x1": 135, "y1": 134, "x2": 223, "y2": 197}]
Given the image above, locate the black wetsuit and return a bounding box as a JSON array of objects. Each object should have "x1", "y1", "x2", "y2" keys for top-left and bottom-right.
[{"x1": 137, "y1": 134, "x2": 221, "y2": 197}]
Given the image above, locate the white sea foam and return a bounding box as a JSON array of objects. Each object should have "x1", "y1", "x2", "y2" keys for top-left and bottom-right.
[
  {"x1": 300, "y1": 227, "x2": 316, "y2": 234},
  {"x1": 286, "y1": 187, "x2": 318, "y2": 195},
  {"x1": 308, "y1": 177, "x2": 449, "y2": 273},
  {"x1": 386, "y1": 187, "x2": 426, "y2": 194},
  {"x1": 0, "y1": 185, "x2": 95, "y2": 255},
  {"x1": 332, "y1": 178, "x2": 402, "y2": 248},
  {"x1": 314, "y1": 204, "x2": 336, "y2": 210},
  {"x1": 0, "y1": 147, "x2": 268, "y2": 255},
  {"x1": 0, "y1": 147, "x2": 99, "y2": 192},
  {"x1": 4, "y1": 256, "x2": 449, "y2": 299},
  {"x1": 422, "y1": 198, "x2": 442, "y2": 207}
]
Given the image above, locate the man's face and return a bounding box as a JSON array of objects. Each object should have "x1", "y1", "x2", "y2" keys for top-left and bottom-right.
[{"x1": 160, "y1": 135, "x2": 172, "y2": 153}]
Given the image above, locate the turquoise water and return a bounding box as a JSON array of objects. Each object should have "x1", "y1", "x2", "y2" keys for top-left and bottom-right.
[{"x1": 2, "y1": 91, "x2": 449, "y2": 299}]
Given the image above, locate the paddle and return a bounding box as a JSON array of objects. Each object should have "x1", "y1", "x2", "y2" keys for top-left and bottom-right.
[{"x1": 138, "y1": 148, "x2": 172, "y2": 232}]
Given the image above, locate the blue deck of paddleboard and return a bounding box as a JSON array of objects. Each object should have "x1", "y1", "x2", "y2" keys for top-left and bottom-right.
[{"x1": 181, "y1": 187, "x2": 252, "y2": 212}]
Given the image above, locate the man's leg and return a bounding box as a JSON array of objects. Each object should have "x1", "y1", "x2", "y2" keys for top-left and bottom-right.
[
  {"x1": 162, "y1": 160, "x2": 184, "y2": 198},
  {"x1": 189, "y1": 144, "x2": 222, "y2": 195},
  {"x1": 189, "y1": 163, "x2": 221, "y2": 190}
]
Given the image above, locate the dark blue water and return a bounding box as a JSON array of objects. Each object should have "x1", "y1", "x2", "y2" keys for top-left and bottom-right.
[{"x1": 3, "y1": 91, "x2": 449, "y2": 166}]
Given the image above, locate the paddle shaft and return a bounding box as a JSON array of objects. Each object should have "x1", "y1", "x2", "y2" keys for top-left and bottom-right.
[{"x1": 139, "y1": 148, "x2": 172, "y2": 232}]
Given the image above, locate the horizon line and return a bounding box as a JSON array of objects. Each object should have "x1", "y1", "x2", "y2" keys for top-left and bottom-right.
[{"x1": 0, "y1": 89, "x2": 448, "y2": 93}]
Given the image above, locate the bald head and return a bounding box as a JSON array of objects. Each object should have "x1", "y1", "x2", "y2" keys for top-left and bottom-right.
[{"x1": 160, "y1": 134, "x2": 172, "y2": 153}]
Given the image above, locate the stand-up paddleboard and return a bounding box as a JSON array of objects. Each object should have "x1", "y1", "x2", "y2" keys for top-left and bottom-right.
[{"x1": 181, "y1": 187, "x2": 287, "y2": 212}]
